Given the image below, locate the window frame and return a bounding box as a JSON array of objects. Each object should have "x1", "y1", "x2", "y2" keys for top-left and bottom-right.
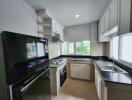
[
  {"x1": 110, "y1": 36, "x2": 119, "y2": 60},
  {"x1": 61, "y1": 42, "x2": 68, "y2": 55},
  {"x1": 68, "y1": 42, "x2": 75, "y2": 55},
  {"x1": 118, "y1": 33, "x2": 132, "y2": 68},
  {"x1": 61, "y1": 41, "x2": 91, "y2": 55}
]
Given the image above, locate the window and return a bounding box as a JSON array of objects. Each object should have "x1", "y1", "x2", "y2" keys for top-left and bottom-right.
[
  {"x1": 75, "y1": 42, "x2": 82, "y2": 55},
  {"x1": 61, "y1": 41, "x2": 90, "y2": 55},
  {"x1": 120, "y1": 34, "x2": 132, "y2": 63},
  {"x1": 110, "y1": 36, "x2": 119, "y2": 59},
  {"x1": 82, "y1": 41, "x2": 90, "y2": 55},
  {"x1": 68, "y1": 43, "x2": 74, "y2": 54},
  {"x1": 61, "y1": 42, "x2": 68, "y2": 55}
]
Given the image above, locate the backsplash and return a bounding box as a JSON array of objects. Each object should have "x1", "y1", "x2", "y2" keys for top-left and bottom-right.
[{"x1": 48, "y1": 42, "x2": 61, "y2": 59}]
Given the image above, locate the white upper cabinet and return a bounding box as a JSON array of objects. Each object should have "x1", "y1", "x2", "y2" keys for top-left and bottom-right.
[
  {"x1": 110, "y1": 0, "x2": 119, "y2": 29},
  {"x1": 98, "y1": 16, "x2": 105, "y2": 36},
  {"x1": 52, "y1": 19, "x2": 62, "y2": 34},
  {"x1": 104, "y1": 8, "x2": 110, "y2": 32},
  {"x1": 91, "y1": 22, "x2": 97, "y2": 43},
  {"x1": 98, "y1": 0, "x2": 132, "y2": 39},
  {"x1": 98, "y1": 16, "x2": 110, "y2": 42},
  {"x1": 119, "y1": 0, "x2": 132, "y2": 35},
  {"x1": 59, "y1": 25, "x2": 64, "y2": 41},
  {"x1": 52, "y1": 18, "x2": 56, "y2": 33},
  {"x1": 98, "y1": 0, "x2": 119, "y2": 42},
  {"x1": 37, "y1": 9, "x2": 64, "y2": 38}
]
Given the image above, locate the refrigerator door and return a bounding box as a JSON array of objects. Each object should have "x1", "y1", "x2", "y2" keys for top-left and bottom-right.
[{"x1": 21, "y1": 69, "x2": 51, "y2": 100}]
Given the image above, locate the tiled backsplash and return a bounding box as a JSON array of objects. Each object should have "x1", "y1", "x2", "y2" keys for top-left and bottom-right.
[{"x1": 48, "y1": 42, "x2": 61, "y2": 59}]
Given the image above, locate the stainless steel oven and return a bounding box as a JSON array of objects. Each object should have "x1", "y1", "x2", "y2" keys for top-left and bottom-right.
[
  {"x1": 9, "y1": 68, "x2": 51, "y2": 100},
  {"x1": 60, "y1": 65, "x2": 67, "y2": 87}
]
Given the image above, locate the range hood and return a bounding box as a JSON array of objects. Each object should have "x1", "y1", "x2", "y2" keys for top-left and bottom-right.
[{"x1": 44, "y1": 33, "x2": 61, "y2": 42}]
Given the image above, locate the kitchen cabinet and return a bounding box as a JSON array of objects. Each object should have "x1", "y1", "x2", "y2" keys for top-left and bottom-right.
[
  {"x1": 98, "y1": 16, "x2": 104, "y2": 42},
  {"x1": 52, "y1": 18, "x2": 56, "y2": 33},
  {"x1": 99, "y1": 0, "x2": 132, "y2": 36},
  {"x1": 119, "y1": 0, "x2": 132, "y2": 35},
  {"x1": 104, "y1": 9, "x2": 110, "y2": 32},
  {"x1": 94, "y1": 61, "x2": 132, "y2": 100},
  {"x1": 98, "y1": 0, "x2": 119, "y2": 42},
  {"x1": 50, "y1": 61, "x2": 67, "y2": 95},
  {"x1": 110, "y1": 0, "x2": 119, "y2": 29},
  {"x1": 52, "y1": 19, "x2": 61, "y2": 34},
  {"x1": 70, "y1": 64, "x2": 80, "y2": 79},
  {"x1": 95, "y1": 68, "x2": 103, "y2": 100},
  {"x1": 91, "y1": 22, "x2": 97, "y2": 43},
  {"x1": 37, "y1": 9, "x2": 63, "y2": 38},
  {"x1": 95, "y1": 67, "x2": 106, "y2": 100},
  {"x1": 98, "y1": 16, "x2": 105, "y2": 37},
  {"x1": 59, "y1": 25, "x2": 64, "y2": 41},
  {"x1": 56, "y1": 22, "x2": 60, "y2": 33},
  {"x1": 70, "y1": 63, "x2": 90, "y2": 80},
  {"x1": 98, "y1": 16, "x2": 110, "y2": 42}
]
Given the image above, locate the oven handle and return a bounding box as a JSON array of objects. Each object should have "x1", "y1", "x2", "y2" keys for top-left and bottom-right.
[
  {"x1": 60, "y1": 70, "x2": 67, "y2": 76},
  {"x1": 21, "y1": 68, "x2": 49, "y2": 92}
]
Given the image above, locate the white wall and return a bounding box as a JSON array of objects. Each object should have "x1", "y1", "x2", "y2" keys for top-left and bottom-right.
[
  {"x1": 64, "y1": 24, "x2": 91, "y2": 42},
  {"x1": 0, "y1": 0, "x2": 38, "y2": 36},
  {"x1": 64, "y1": 22, "x2": 105, "y2": 56}
]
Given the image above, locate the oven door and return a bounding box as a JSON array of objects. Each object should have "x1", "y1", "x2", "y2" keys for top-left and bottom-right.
[
  {"x1": 11, "y1": 68, "x2": 51, "y2": 100},
  {"x1": 60, "y1": 66, "x2": 67, "y2": 87}
]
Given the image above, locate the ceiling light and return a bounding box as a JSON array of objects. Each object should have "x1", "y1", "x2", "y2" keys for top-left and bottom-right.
[{"x1": 75, "y1": 14, "x2": 80, "y2": 18}]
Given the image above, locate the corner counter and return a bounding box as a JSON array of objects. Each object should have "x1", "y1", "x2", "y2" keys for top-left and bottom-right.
[
  {"x1": 94, "y1": 60, "x2": 132, "y2": 100},
  {"x1": 50, "y1": 59, "x2": 67, "y2": 95}
]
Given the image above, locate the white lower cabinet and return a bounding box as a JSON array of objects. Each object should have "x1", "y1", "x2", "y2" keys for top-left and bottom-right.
[
  {"x1": 95, "y1": 68, "x2": 102, "y2": 100},
  {"x1": 70, "y1": 63, "x2": 90, "y2": 80},
  {"x1": 95, "y1": 68, "x2": 106, "y2": 100}
]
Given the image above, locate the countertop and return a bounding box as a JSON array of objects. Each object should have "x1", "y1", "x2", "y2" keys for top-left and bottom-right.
[
  {"x1": 49, "y1": 58, "x2": 67, "y2": 68},
  {"x1": 49, "y1": 56, "x2": 132, "y2": 85},
  {"x1": 94, "y1": 60, "x2": 132, "y2": 85},
  {"x1": 49, "y1": 57, "x2": 92, "y2": 68}
]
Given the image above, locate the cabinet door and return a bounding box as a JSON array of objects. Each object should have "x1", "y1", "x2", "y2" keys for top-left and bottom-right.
[
  {"x1": 52, "y1": 19, "x2": 56, "y2": 32},
  {"x1": 110, "y1": 0, "x2": 118, "y2": 29},
  {"x1": 79, "y1": 64, "x2": 90, "y2": 80},
  {"x1": 91, "y1": 22, "x2": 97, "y2": 43},
  {"x1": 98, "y1": 16, "x2": 104, "y2": 41},
  {"x1": 95, "y1": 68, "x2": 98, "y2": 88},
  {"x1": 95, "y1": 68, "x2": 102, "y2": 100},
  {"x1": 119, "y1": 0, "x2": 131, "y2": 35},
  {"x1": 104, "y1": 9, "x2": 110, "y2": 32},
  {"x1": 98, "y1": 16, "x2": 110, "y2": 42},
  {"x1": 70, "y1": 63, "x2": 90, "y2": 80},
  {"x1": 56, "y1": 22, "x2": 59, "y2": 33},
  {"x1": 60, "y1": 26, "x2": 64, "y2": 41},
  {"x1": 70, "y1": 64, "x2": 80, "y2": 78},
  {"x1": 99, "y1": 16, "x2": 105, "y2": 35},
  {"x1": 97, "y1": 75, "x2": 102, "y2": 100}
]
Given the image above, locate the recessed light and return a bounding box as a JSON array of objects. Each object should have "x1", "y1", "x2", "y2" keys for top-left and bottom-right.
[{"x1": 75, "y1": 14, "x2": 80, "y2": 18}]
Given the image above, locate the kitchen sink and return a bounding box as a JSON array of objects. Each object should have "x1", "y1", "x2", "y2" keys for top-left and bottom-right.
[{"x1": 100, "y1": 65, "x2": 127, "y2": 73}]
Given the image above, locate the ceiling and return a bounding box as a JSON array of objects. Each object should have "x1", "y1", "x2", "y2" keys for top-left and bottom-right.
[{"x1": 24, "y1": 0, "x2": 111, "y2": 27}]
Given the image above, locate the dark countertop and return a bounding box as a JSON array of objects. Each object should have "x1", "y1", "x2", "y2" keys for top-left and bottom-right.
[
  {"x1": 101, "y1": 71, "x2": 132, "y2": 85},
  {"x1": 94, "y1": 61, "x2": 132, "y2": 85},
  {"x1": 51, "y1": 56, "x2": 132, "y2": 85},
  {"x1": 59, "y1": 56, "x2": 98, "y2": 61}
]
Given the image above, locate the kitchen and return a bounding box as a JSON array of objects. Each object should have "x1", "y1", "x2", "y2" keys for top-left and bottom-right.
[{"x1": 0, "y1": 0, "x2": 132, "y2": 100}]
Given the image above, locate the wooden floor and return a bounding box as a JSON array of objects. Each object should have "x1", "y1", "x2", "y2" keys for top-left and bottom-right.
[{"x1": 52, "y1": 78, "x2": 99, "y2": 100}]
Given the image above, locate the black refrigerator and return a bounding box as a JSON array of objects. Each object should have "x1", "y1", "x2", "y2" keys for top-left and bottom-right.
[{"x1": 0, "y1": 31, "x2": 51, "y2": 100}]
